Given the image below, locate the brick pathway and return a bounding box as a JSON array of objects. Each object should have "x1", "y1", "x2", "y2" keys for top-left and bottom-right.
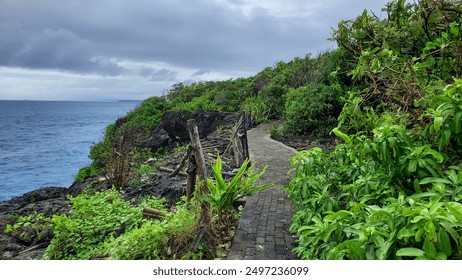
[{"x1": 227, "y1": 122, "x2": 298, "y2": 260}]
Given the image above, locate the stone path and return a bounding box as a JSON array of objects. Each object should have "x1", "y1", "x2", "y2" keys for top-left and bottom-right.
[{"x1": 227, "y1": 122, "x2": 298, "y2": 260}]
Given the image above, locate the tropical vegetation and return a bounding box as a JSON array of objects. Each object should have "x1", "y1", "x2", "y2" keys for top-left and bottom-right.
[
  {"x1": 287, "y1": 0, "x2": 462, "y2": 260},
  {"x1": 7, "y1": 0, "x2": 462, "y2": 261}
]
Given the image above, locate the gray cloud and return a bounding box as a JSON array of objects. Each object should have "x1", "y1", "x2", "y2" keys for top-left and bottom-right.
[
  {"x1": 0, "y1": 20, "x2": 121, "y2": 75},
  {"x1": 192, "y1": 69, "x2": 209, "y2": 77},
  {"x1": 139, "y1": 67, "x2": 178, "y2": 81}
]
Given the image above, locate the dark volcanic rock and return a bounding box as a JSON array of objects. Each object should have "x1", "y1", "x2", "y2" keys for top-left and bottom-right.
[
  {"x1": 144, "y1": 110, "x2": 238, "y2": 151},
  {"x1": 67, "y1": 176, "x2": 110, "y2": 197},
  {"x1": 0, "y1": 187, "x2": 70, "y2": 260},
  {"x1": 123, "y1": 174, "x2": 185, "y2": 205},
  {"x1": 0, "y1": 187, "x2": 69, "y2": 216}
]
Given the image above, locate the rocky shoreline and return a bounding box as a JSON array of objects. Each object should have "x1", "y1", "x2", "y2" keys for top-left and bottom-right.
[
  {"x1": 0, "y1": 173, "x2": 189, "y2": 259},
  {"x1": 0, "y1": 110, "x2": 242, "y2": 260},
  {"x1": 0, "y1": 184, "x2": 79, "y2": 260}
]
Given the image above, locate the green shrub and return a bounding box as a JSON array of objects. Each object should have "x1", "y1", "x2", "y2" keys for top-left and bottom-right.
[
  {"x1": 75, "y1": 166, "x2": 91, "y2": 182},
  {"x1": 259, "y1": 80, "x2": 288, "y2": 118},
  {"x1": 244, "y1": 96, "x2": 270, "y2": 124},
  {"x1": 74, "y1": 162, "x2": 104, "y2": 182},
  {"x1": 44, "y1": 189, "x2": 146, "y2": 260},
  {"x1": 137, "y1": 164, "x2": 155, "y2": 176},
  {"x1": 4, "y1": 213, "x2": 53, "y2": 241},
  {"x1": 105, "y1": 220, "x2": 168, "y2": 259},
  {"x1": 105, "y1": 200, "x2": 196, "y2": 260},
  {"x1": 172, "y1": 94, "x2": 223, "y2": 112},
  {"x1": 422, "y1": 78, "x2": 462, "y2": 152},
  {"x1": 287, "y1": 121, "x2": 461, "y2": 259},
  {"x1": 123, "y1": 96, "x2": 172, "y2": 132},
  {"x1": 174, "y1": 144, "x2": 190, "y2": 154},
  {"x1": 284, "y1": 83, "x2": 343, "y2": 135},
  {"x1": 270, "y1": 125, "x2": 285, "y2": 139}
]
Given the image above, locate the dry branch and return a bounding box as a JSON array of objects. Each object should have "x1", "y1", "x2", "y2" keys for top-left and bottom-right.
[
  {"x1": 159, "y1": 166, "x2": 187, "y2": 177},
  {"x1": 142, "y1": 207, "x2": 166, "y2": 219}
]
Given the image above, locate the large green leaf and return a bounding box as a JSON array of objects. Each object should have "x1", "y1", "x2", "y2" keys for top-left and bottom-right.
[
  {"x1": 332, "y1": 127, "x2": 351, "y2": 142},
  {"x1": 419, "y1": 177, "x2": 452, "y2": 185},
  {"x1": 446, "y1": 202, "x2": 462, "y2": 220},
  {"x1": 396, "y1": 247, "x2": 425, "y2": 257},
  {"x1": 437, "y1": 230, "x2": 452, "y2": 256}
]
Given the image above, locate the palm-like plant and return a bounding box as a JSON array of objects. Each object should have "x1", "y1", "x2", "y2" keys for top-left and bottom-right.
[{"x1": 205, "y1": 155, "x2": 272, "y2": 221}]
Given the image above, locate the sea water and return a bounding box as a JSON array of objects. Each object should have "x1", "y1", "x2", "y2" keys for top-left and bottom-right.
[{"x1": 0, "y1": 100, "x2": 139, "y2": 202}]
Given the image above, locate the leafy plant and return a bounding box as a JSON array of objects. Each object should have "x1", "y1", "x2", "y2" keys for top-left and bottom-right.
[
  {"x1": 205, "y1": 156, "x2": 272, "y2": 221},
  {"x1": 244, "y1": 96, "x2": 270, "y2": 124},
  {"x1": 4, "y1": 213, "x2": 53, "y2": 241},
  {"x1": 287, "y1": 118, "x2": 461, "y2": 259},
  {"x1": 105, "y1": 203, "x2": 196, "y2": 260},
  {"x1": 422, "y1": 78, "x2": 462, "y2": 152},
  {"x1": 174, "y1": 144, "x2": 190, "y2": 154},
  {"x1": 270, "y1": 125, "x2": 285, "y2": 139},
  {"x1": 44, "y1": 189, "x2": 145, "y2": 260},
  {"x1": 74, "y1": 162, "x2": 104, "y2": 182}
]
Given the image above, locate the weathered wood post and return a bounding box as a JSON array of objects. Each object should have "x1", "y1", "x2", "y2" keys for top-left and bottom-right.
[
  {"x1": 186, "y1": 119, "x2": 211, "y2": 226},
  {"x1": 231, "y1": 117, "x2": 244, "y2": 167},
  {"x1": 185, "y1": 151, "x2": 196, "y2": 202},
  {"x1": 241, "y1": 110, "x2": 250, "y2": 160}
]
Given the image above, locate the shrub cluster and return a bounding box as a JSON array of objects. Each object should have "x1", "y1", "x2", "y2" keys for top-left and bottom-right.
[{"x1": 43, "y1": 189, "x2": 196, "y2": 260}]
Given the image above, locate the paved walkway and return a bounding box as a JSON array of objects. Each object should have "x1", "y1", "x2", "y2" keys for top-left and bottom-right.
[{"x1": 227, "y1": 122, "x2": 298, "y2": 260}]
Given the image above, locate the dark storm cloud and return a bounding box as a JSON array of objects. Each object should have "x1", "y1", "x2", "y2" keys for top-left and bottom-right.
[
  {"x1": 0, "y1": 0, "x2": 387, "y2": 76},
  {"x1": 0, "y1": 0, "x2": 392, "y2": 83},
  {"x1": 0, "y1": 22, "x2": 122, "y2": 75},
  {"x1": 139, "y1": 67, "x2": 178, "y2": 81},
  {"x1": 192, "y1": 69, "x2": 209, "y2": 77}
]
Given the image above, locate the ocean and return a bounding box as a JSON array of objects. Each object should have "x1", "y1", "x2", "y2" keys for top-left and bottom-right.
[{"x1": 0, "y1": 100, "x2": 139, "y2": 202}]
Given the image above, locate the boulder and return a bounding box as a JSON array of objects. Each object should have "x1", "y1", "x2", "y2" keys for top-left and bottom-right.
[{"x1": 144, "y1": 110, "x2": 238, "y2": 151}]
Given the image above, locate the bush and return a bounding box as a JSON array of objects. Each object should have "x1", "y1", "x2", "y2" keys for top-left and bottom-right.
[
  {"x1": 259, "y1": 80, "x2": 288, "y2": 118},
  {"x1": 284, "y1": 83, "x2": 344, "y2": 135},
  {"x1": 172, "y1": 94, "x2": 223, "y2": 112},
  {"x1": 74, "y1": 162, "x2": 104, "y2": 182},
  {"x1": 287, "y1": 120, "x2": 462, "y2": 260},
  {"x1": 123, "y1": 96, "x2": 172, "y2": 132},
  {"x1": 44, "y1": 189, "x2": 146, "y2": 260},
  {"x1": 244, "y1": 96, "x2": 271, "y2": 124},
  {"x1": 105, "y1": 204, "x2": 196, "y2": 260},
  {"x1": 270, "y1": 125, "x2": 285, "y2": 139},
  {"x1": 4, "y1": 213, "x2": 53, "y2": 241}
]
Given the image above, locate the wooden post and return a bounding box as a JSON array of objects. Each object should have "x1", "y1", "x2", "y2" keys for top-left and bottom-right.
[
  {"x1": 187, "y1": 119, "x2": 211, "y2": 226},
  {"x1": 230, "y1": 117, "x2": 244, "y2": 167},
  {"x1": 242, "y1": 110, "x2": 249, "y2": 160},
  {"x1": 186, "y1": 152, "x2": 196, "y2": 202}
]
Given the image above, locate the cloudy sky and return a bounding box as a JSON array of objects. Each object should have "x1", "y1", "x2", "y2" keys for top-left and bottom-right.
[{"x1": 0, "y1": 0, "x2": 390, "y2": 101}]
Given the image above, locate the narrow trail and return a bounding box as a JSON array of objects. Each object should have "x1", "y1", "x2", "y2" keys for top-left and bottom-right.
[{"x1": 227, "y1": 122, "x2": 298, "y2": 260}]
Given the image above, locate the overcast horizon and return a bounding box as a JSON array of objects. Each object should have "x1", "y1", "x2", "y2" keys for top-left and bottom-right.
[{"x1": 0, "y1": 0, "x2": 390, "y2": 101}]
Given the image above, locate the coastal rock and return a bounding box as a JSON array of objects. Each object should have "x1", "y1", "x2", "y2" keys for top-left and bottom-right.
[
  {"x1": 0, "y1": 187, "x2": 70, "y2": 260},
  {"x1": 144, "y1": 110, "x2": 238, "y2": 151},
  {"x1": 123, "y1": 174, "x2": 185, "y2": 205},
  {"x1": 67, "y1": 175, "x2": 109, "y2": 197},
  {"x1": 0, "y1": 187, "x2": 69, "y2": 216}
]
